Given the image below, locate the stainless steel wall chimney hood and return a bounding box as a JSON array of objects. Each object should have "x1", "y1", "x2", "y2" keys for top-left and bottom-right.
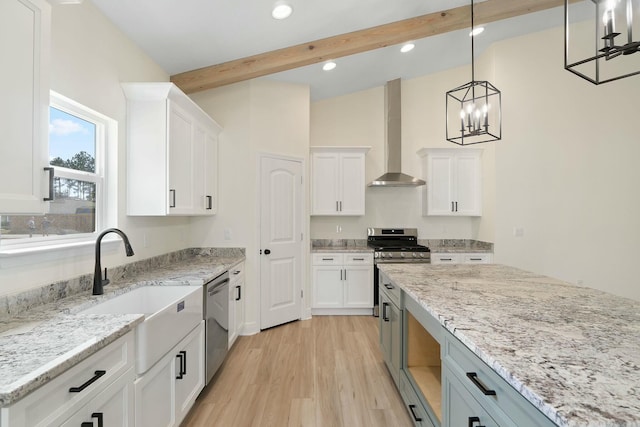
[{"x1": 368, "y1": 79, "x2": 425, "y2": 187}]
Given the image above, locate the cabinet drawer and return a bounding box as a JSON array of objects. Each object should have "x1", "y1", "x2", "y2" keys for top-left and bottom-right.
[
  {"x1": 462, "y1": 254, "x2": 492, "y2": 264},
  {"x1": 443, "y1": 332, "x2": 556, "y2": 427},
  {"x1": 431, "y1": 254, "x2": 461, "y2": 264},
  {"x1": 312, "y1": 253, "x2": 343, "y2": 265},
  {"x1": 230, "y1": 262, "x2": 245, "y2": 282},
  {"x1": 344, "y1": 253, "x2": 373, "y2": 265},
  {"x1": 2, "y1": 332, "x2": 135, "y2": 427},
  {"x1": 442, "y1": 364, "x2": 499, "y2": 427},
  {"x1": 399, "y1": 370, "x2": 436, "y2": 427},
  {"x1": 379, "y1": 272, "x2": 401, "y2": 308}
]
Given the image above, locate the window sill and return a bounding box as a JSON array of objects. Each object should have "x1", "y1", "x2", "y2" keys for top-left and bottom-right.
[{"x1": 0, "y1": 236, "x2": 122, "y2": 269}]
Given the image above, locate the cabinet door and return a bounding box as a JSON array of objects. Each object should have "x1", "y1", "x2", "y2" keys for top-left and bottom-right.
[
  {"x1": 61, "y1": 369, "x2": 134, "y2": 427},
  {"x1": 442, "y1": 365, "x2": 499, "y2": 427},
  {"x1": 175, "y1": 322, "x2": 205, "y2": 425},
  {"x1": 0, "y1": 0, "x2": 50, "y2": 214},
  {"x1": 426, "y1": 153, "x2": 455, "y2": 215},
  {"x1": 339, "y1": 152, "x2": 366, "y2": 215},
  {"x1": 234, "y1": 278, "x2": 245, "y2": 338},
  {"x1": 204, "y1": 130, "x2": 218, "y2": 214},
  {"x1": 228, "y1": 280, "x2": 237, "y2": 347},
  {"x1": 312, "y1": 266, "x2": 343, "y2": 308},
  {"x1": 134, "y1": 353, "x2": 175, "y2": 427},
  {"x1": 380, "y1": 290, "x2": 400, "y2": 385},
  {"x1": 167, "y1": 102, "x2": 195, "y2": 215},
  {"x1": 455, "y1": 153, "x2": 481, "y2": 216},
  {"x1": 311, "y1": 152, "x2": 340, "y2": 215},
  {"x1": 343, "y1": 265, "x2": 373, "y2": 308}
]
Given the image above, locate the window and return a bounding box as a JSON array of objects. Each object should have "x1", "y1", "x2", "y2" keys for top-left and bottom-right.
[{"x1": 0, "y1": 92, "x2": 116, "y2": 255}]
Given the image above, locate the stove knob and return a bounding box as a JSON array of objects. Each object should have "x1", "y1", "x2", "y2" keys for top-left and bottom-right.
[
  {"x1": 400, "y1": 252, "x2": 405, "y2": 258},
  {"x1": 380, "y1": 253, "x2": 385, "y2": 258},
  {"x1": 412, "y1": 253, "x2": 417, "y2": 258},
  {"x1": 419, "y1": 253, "x2": 424, "y2": 258},
  {"x1": 387, "y1": 252, "x2": 393, "y2": 259}
]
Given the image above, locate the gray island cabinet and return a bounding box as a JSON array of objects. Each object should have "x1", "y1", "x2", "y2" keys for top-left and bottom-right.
[{"x1": 378, "y1": 263, "x2": 640, "y2": 427}]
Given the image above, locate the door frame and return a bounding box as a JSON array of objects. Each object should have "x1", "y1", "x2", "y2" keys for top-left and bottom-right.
[{"x1": 256, "y1": 152, "x2": 310, "y2": 330}]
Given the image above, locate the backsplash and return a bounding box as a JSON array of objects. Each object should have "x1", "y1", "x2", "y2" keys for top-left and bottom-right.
[
  {"x1": 0, "y1": 247, "x2": 245, "y2": 319},
  {"x1": 423, "y1": 239, "x2": 493, "y2": 251},
  {"x1": 311, "y1": 239, "x2": 369, "y2": 248}
]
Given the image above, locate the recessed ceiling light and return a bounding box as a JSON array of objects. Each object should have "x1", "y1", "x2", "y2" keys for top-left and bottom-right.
[
  {"x1": 272, "y1": 2, "x2": 293, "y2": 20},
  {"x1": 470, "y1": 27, "x2": 485, "y2": 37},
  {"x1": 322, "y1": 61, "x2": 337, "y2": 71},
  {"x1": 400, "y1": 43, "x2": 415, "y2": 53}
]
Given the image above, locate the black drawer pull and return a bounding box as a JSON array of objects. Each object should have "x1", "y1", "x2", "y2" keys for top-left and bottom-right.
[
  {"x1": 441, "y1": 258, "x2": 453, "y2": 261},
  {"x1": 169, "y1": 189, "x2": 176, "y2": 208},
  {"x1": 206, "y1": 195, "x2": 213, "y2": 210},
  {"x1": 236, "y1": 285, "x2": 241, "y2": 301},
  {"x1": 408, "y1": 404, "x2": 422, "y2": 422},
  {"x1": 176, "y1": 350, "x2": 187, "y2": 379},
  {"x1": 322, "y1": 258, "x2": 334, "y2": 261},
  {"x1": 43, "y1": 167, "x2": 54, "y2": 201},
  {"x1": 353, "y1": 257, "x2": 365, "y2": 261},
  {"x1": 468, "y1": 416, "x2": 485, "y2": 427},
  {"x1": 466, "y1": 372, "x2": 497, "y2": 395},
  {"x1": 69, "y1": 370, "x2": 106, "y2": 393},
  {"x1": 470, "y1": 258, "x2": 482, "y2": 261},
  {"x1": 384, "y1": 283, "x2": 394, "y2": 290},
  {"x1": 92, "y1": 413, "x2": 104, "y2": 427}
]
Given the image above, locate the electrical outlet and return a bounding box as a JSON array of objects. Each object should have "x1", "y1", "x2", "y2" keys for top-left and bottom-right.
[
  {"x1": 143, "y1": 233, "x2": 148, "y2": 248},
  {"x1": 513, "y1": 227, "x2": 524, "y2": 237},
  {"x1": 224, "y1": 228, "x2": 232, "y2": 240}
]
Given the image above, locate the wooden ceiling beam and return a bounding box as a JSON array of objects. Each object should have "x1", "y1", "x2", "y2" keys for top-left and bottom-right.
[{"x1": 171, "y1": 0, "x2": 565, "y2": 94}]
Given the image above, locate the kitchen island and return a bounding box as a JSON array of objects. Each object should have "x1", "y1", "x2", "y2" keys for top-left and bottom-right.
[{"x1": 378, "y1": 263, "x2": 640, "y2": 427}]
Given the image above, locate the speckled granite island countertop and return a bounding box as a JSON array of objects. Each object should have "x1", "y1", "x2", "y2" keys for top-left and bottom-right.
[
  {"x1": 0, "y1": 250, "x2": 244, "y2": 406},
  {"x1": 378, "y1": 263, "x2": 640, "y2": 427}
]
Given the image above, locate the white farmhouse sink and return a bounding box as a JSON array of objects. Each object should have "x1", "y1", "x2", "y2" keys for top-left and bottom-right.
[{"x1": 81, "y1": 286, "x2": 202, "y2": 374}]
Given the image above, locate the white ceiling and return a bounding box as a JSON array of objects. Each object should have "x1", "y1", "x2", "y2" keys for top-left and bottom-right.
[{"x1": 89, "y1": 0, "x2": 571, "y2": 101}]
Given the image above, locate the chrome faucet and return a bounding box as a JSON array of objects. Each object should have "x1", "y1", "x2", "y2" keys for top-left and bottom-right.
[{"x1": 93, "y1": 228, "x2": 135, "y2": 295}]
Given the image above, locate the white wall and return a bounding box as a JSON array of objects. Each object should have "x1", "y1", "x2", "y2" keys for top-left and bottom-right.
[
  {"x1": 189, "y1": 79, "x2": 311, "y2": 332},
  {"x1": 491, "y1": 26, "x2": 640, "y2": 300},
  {"x1": 0, "y1": 1, "x2": 190, "y2": 297},
  {"x1": 309, "y1": 58, "x2": 492, "y2": 240}
]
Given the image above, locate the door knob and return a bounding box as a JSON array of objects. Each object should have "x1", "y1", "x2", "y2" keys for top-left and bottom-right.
[{"x1": 264, "y1": 249, "x2": 271, "y2": 255}]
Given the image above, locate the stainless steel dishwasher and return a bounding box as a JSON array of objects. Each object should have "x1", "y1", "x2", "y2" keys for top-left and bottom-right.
[{"x1": 204, "y1": 271, "x2": 229, "y2": 385}]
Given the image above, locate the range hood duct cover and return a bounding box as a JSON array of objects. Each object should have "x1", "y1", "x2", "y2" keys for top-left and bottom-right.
[{"x1": 368, "y1": 79, "x2": 425, "y2": 187}]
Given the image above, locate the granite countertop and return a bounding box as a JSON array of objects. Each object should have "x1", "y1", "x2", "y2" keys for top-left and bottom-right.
[
  {"x1": 311, "y1": 239, "x2": 372, "y2": 253},
  {"x1": 0, "y1": 253, "x2": 244, "y2": 406},
  {"x1": 378, "y1": 263, "x2": 640, "y2": 427},
  {"x1": 311, "y1": 245, "x2": 374, "y2": 253}
]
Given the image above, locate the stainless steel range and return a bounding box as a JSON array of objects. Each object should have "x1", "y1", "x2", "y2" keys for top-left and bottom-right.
[{"x1": 367, "y1": 228, "x2": 430, "y2": 316}]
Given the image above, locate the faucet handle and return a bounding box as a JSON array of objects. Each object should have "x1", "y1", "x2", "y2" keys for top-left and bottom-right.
[{"x1": 103, "y1": 268, "x2": 110, "y2": 286}]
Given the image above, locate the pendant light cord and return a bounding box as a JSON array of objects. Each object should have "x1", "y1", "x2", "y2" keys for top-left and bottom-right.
[{"x1": 471, "y1": 0, "x2": 475, "y2": 82}]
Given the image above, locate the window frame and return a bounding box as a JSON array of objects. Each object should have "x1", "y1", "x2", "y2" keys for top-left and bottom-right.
[{"x1": 0, "y1": 91, "x2": 118, "y2": 267}]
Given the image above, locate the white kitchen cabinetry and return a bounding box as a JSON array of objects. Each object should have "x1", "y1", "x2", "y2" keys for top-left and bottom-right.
[
  {"x1": 431, "y1": 253, "x2": 493, "y2": 264},
  {"x1": 0, "y1": 0, "x2": 51, "y2": 214},
  {"x1": 135, "y1": 321, "x2": 204, "y2": 427},
  {"x1": 122, "y1": 83, "x2": 221, "y2": 216},
  {"x1": 229, "y1": 262, "x2": 245, "y2": 348},
  {"x1": 312, "y1": 253, "x2": 373, "y2": 315},
  {"x1": 0, "y1": 333, "x2": 135, "y2": 427},
  {"x1": 310, "y1": 147, "x2": 370, "y2": 216},
  {"x1": 418, "y1": 148, "x2": 482, "y2": 216}
]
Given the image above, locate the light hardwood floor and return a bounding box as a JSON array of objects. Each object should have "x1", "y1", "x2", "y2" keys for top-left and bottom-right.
[{"x1": 182, "y1": 316, "x2": 413, "y2": 427}]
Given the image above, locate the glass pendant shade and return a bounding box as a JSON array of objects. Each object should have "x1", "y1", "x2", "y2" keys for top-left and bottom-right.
[{"x1": 565, "y1": 0, "x2": 640, "y2": 84}]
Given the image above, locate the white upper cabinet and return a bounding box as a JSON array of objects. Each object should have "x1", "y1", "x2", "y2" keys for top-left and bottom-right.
[
  {"x1": 0, "y1": 0, "x2": 51, "y2": 214},
  {"x1": 419, "y1": 148, "x2": 482, "y2": 216},
  {"x1": 310, "y1": 147, "x2": 370, "y2": 216},
  {"x1": 122, "y1": 82, "x2": 221, "y2": 216}
]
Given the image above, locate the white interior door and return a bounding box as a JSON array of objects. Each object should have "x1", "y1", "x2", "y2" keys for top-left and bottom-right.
[{"x1": 260, "y1": 155, "x2": 303, "y2": 330}]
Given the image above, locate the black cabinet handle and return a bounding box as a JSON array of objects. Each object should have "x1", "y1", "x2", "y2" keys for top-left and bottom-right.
[
  {"x1": 235, "y1": 285, "x2": 241, "y2": 301},
  {"x1": 466, "y1": 372, "x2": 497, "y2": 395},
  {"x1": 455, "y1": 201, "x2": 458, "y2": 212},
  {"x1": 264, "y1": 249, "x2": 271, "y2": 255},
  {"x1": 468, "y1": 416, "x2": 485, "y2": 427},
  {"x1": 344, "y1": 269, "x2": 347, "y2": 280},
  {"x1": 322, "y1": 258, "x2": 334, "y2": 261},
  {"x1": 169, "y1": 189, "x2": 176, "y2": 208},
  {"x1": 43, "y1": 167, "x2": 54, "y2": 201},
  {"x1": 92, "y1": 413, "x2": 104, "y2": 427},
  {"x1": 206, "y1": 195, "x2": 212, "y2": 210},
  {"x1": 176, "y1": 351, "x2": 187, "y2": 379},
  {"x1": 353, "y1": 258, "x2": 365, "y2": 261},
  {"x1": 408, "y1": 404, "x2": 422, "y2": 422},
  {"x1": 384, "y1": 283, "x2": 394, "y2": 290},
  {"x1": 441, "y1": 258, "x2": 453, "y2": 261},
  {"x1": 336, "y1": 201, "x2": 339, "y2": 212},
  {"x1": 69, "y1": 370, "x2": 106, "y2": 393},
  {"x1": 451, "y1": 201, "x2": 455, "y2": 212},
  {"x1": 470, "y1": 258, "x2": 482, "y2": 261},
  {"x1": 382, "y1": 302, "x2": 389, "y2": 322}
]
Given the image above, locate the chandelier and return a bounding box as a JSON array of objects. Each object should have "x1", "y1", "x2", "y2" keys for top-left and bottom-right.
[
  {"x1": 565, "y1": 0, "x2": 640, "y2": 84},
  {"x1": 446, "y1": 0, "x2": 502, "y2": 146}
]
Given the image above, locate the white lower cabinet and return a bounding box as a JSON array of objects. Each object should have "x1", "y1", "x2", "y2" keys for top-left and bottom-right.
[
  {"x1": 431, "y1": 253, "x2": 493, "y2": 264},
  {"x1": 229, "y1": 262, "x2": 245, "y2": 348},
  {"x1": 312, "y1": 253, "x2": 373, "y2": 315},
  {"x1": 0, "y1": 333, "x2": 134, "y2": 427},
  {"x1": 135, "y1": 321, "x2": 205, "y2": 427},
  {"x1": 60, "y1": 368, "x2": 135, "y2": 427}
]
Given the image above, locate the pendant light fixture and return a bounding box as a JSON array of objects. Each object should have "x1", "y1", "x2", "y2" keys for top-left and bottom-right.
[
  {"x1": 565, "y1": 0, "x2": 640, "y2": 84},
  {"x1": 446, "y1": 0, "x2": 502, "y2": 145}
]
